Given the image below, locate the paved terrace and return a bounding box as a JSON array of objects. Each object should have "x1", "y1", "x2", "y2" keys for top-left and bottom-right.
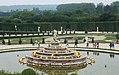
[{"x1": 0, "y1": 43, "x2": 119, "y2": 53}]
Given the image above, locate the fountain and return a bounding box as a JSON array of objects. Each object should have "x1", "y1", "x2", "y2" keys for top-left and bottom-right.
[{"x1": 19, "y1": 32, "x2": 95, "y2": 74}]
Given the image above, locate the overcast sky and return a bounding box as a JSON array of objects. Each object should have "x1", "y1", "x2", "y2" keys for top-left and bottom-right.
[{"x1": 0, "y1": 0, "x2": 118, "y2": 6}]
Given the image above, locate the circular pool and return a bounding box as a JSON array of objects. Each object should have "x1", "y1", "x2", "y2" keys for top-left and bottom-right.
[{"x1": 0, "y1": 50, "x2": 119, "y2": 75}]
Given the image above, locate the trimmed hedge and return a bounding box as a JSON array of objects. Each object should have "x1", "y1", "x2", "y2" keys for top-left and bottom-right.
[{"x1": 0, "y1": 22, "x2": 119, "y2": 32}]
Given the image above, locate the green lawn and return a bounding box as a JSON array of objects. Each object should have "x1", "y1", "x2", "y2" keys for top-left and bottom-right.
[{"x1": 0, "y1": 33, "x2": 117, "y2": 44}]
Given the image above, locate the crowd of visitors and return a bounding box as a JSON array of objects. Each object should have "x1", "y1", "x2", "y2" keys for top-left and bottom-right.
[
  {"x1": 31, "y1": 36, "x2": 116, "y2": 50},
  {"x1": 109, "y1": 42, "x2": 115, "y2": 49},
  {"x1": 93, "y1": 42, "x2": 99, "y2": 48}
]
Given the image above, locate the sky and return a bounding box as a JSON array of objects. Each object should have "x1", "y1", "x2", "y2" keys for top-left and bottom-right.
[{"x1": 0, "y1": 0, "x2": 118, "y2": 6}]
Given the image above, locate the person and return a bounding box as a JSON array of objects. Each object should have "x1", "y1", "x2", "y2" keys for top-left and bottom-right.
[
  {"x1": 86, "y1": 42, "x2": 89, "y2": 47},
  {"x1": 32, "y1": 42, "x2": 35, "y2": 46},
  {"x1": 38, "y1": 41, "x2": 40, "y2": 48},
  {"x1": 117, "y1": 40, "x2": 119, "y2": 44},
  {"x1": 112, "y1": 42, "x2": 115, "y2": 49},
  {"x1": 93, "y1": 43, "x2": 96, "y2": 48},
  {"x1": 66, "y1": 41, "x2": 69, "y2": 46},
  {"x1": 109, "y1": 42, "x2": 112, "y2": 49},
  {"x1": 83, "y1": 38, "x2": 86, "y2": 43},
  {"x1": 96, "y1": 42, "x2": 99, "y2": 48},
  {"x1": 35, "y1": 40, "x2": 38, "y2": 45},
  {"x1": 74, "y1": 39, "x2": 78, "y2": 47},
  {"x1": 17, "y1": 54, "x2": 19, "y2": 57}
]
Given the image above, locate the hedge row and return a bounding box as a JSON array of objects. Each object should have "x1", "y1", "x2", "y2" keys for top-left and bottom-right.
[{"x1": 0, "y1": 22, "x2": 119, "y2": 32}]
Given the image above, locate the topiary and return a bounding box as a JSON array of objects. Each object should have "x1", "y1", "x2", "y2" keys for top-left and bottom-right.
[
  {"x1": 2, "y1": 39, "x2": 5, "y2": 45},
  {"x1": 70, "y1": 31, "x2": 71, "y2": 34},
  {"x1": 43, "y1": 32, "x2": 44, "y2": 35},
  {"x1": 42, "y1": 38, "x2": 45, "y2": 44},
  {"x1": 92, "y1": 37, "x2": 95, "y2": 43},
  {"x1": 30, "y1": 38, "x2": 33, "y2": 44},
  {"x1": 19, "y1": 38, "x2": 22, "y2": 44},
  {"x1": 74, "y1": 31, "x2": 75, "y2": 34},
  {"x1": 66, "y1": 31, "x2": 67, "y2": 34},
  {"x1": 8, "y1": 39, "x2": 11, "y2": 45},
  {"x1": 48, "y1": 32, "x2": 50, "y2": 35},
  {"x1": 64, "y1": 38, "x2": 67, "y2": 44},
  {"x1": 85, "y1": 31, "x2": 88, "y2": 34},
  {"x1": 22, "y1": 68, "x2": 36, "y2": 75},
  {"x1": 57, "y1": 31, "x2": 59, "y2": 35}
]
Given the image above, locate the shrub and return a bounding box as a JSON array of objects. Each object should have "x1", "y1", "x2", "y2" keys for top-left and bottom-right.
[{"x1": 22, "y1": 68, "x2": 36, "y2": 75}]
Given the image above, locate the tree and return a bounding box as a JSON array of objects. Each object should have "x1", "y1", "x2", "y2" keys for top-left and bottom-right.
[
  {"x1": 96, "y1": 2, "x2": 104, "y2": 14},
  {"x1": 13, "y1": 18, "x2": 22, "y2": 23},
  {"x1": 57, "y1": 3, "x2": 96, "y2": 14},
  {"x1": 12, "y1": 10, "x2": 35, "y2": 23},
  {"x1": 22, "y1": 68, "x2": 36, "y2": 75},
  {"x1": 111, "y1": 1, "x2": 119, "y2": 13},
  {"x1": 104, "y1": 5, "x2": 112, "y2": 13},
  {"x1": 99, "y1": 13, "x2": 117, "y2": 21}
]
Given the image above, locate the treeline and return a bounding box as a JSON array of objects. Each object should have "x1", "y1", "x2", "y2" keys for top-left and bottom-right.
[
  {"x1": 0, "y1": 9, "x2": 118, "y2": 23},
  {"x1": 0, "y1": 1, "x2": 119, "y2": 23},
  {"x1": 0, "y1": 1, "x2": 119, "y2": 32},
  {"x1": 57, "y1": 1, "x2": 119, "y2": 14}
]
